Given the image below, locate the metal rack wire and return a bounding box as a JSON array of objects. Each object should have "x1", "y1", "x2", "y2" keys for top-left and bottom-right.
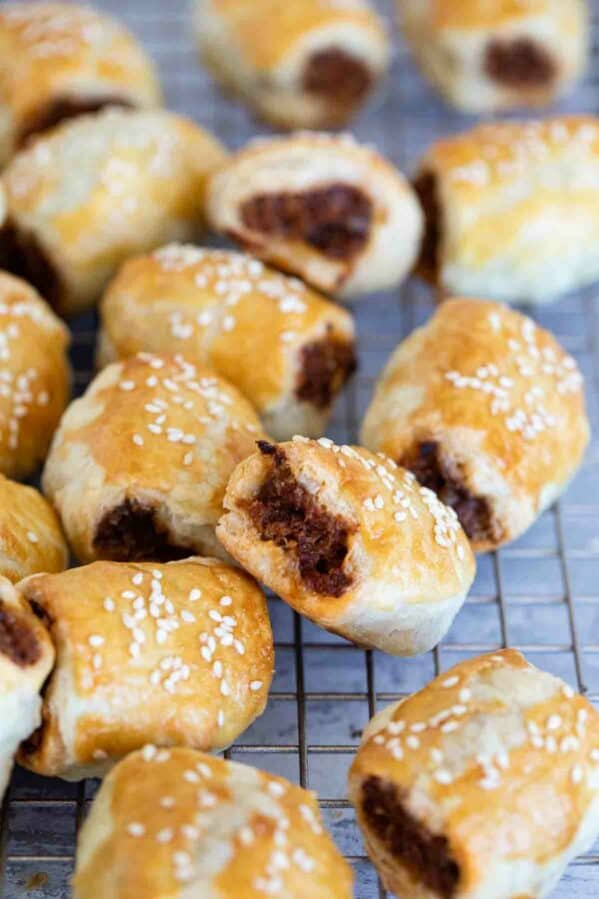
[{"x1": 1, "y1": 1, "x2": 598, "y2": 896}]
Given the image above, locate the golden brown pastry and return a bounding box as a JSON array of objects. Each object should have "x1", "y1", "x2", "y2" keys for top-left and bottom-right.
[
  {"x1": 73, "y1": 747, "x2": 353, "y2": 898},
  {"x1": 217, "y1": 437, "x2": 475, "y2": 656},
  {"x1": 18, "y1": 557, "x2": 274, "y2": 780},
  {"x1": 98, "y1": 245, "x2": 357, "y2": 440},
  {"x1": 0, "y1": 575, "x2": 54, "y2": 801},
  {"x1": 349, "y1": 649, "x2": 599, "y2": 899},
  {"x1": 207, "y1": 132, "x2": 423, "y2": 299},
  {"x1": 0, "y1": 108, "x2": 227, "y2": 316},
  {"x1": 0, "y1": 475, "x2": 67, "y2": 583},
  {"x1": 398, "y1": 0, "x2": 588, "y2": 113},
  {"x1": 413, "y1": 116, "x2": 599, "y2": 304},
  {"x1": 0, "y1": 270, "x2": 70, "y2": 480},
  {"x1": 361, "y1": 298, "x2": 590, "y2": 552},
  {"x1": 42, "y1": 353, "x2": 267, "y2": 564},
  {"x1": 0, "y1": 2, "x2": 162, "y2": 166},
  {"x1": 194, "y1": 0, "x2": 390, "y2": 129}
]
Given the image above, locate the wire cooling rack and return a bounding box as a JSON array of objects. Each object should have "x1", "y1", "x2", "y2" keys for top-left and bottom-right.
[{"x1": 1, "y1": 1, "x2": 598, "y2": 897}]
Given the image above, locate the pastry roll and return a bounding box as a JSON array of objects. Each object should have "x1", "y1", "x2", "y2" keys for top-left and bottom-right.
[
  {"x1": 398, "y1": 0, "x2": 588, "y2": 113},
  {"x1": 42, "y1": 353, "x2": 267, "y2": 565},
  {"x1": 0, "y1": 271, "x2": 70, "y2": 480},
  {"x1": 361, "y1": 298, "x2": 590, "y2": 552},
  {"x1": 0, "y1": 575, "x2": 54, "y2": 801},
  {"x1": 349, "y1": 649, "x2": 599, "y2": 899},
  {"x1": 194, "y1": 0, "x2": 389, "y2": 130},
  {"x1": 98, "y1": 245, "x2": 357, "y2": 440},
  {"x1": 207, "y1": 133, "x2": 423, "y2": 299},
  {"x1": 0, "y1": 476, "x2": 67, "y2": 583},
  {"x1": 0, "y1": 108, "x2": 227, "y2": 316},
  {"x1": 0, "y1": 2, "x2": 162, "y2": 166},
  {"x1": 17, "y1": 557, "x2": 274, "y2": 780},
  {"x1": 413, "y1": 116, "x2": 599, "y2": 304},
  {"x1": 73, "y1": 747, "x2": 353, "y2": 898},
  {"x1": 217, "y1": 437, "x2": 475, "y2": 656}
]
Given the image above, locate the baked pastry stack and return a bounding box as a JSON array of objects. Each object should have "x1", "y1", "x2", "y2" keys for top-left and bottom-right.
[{"x1": 0, "y1": 475, "x2": 67, "y2": 583}]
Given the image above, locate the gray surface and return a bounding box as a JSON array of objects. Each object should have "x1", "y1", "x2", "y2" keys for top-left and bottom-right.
[{"x1": 1, "y1": 1, "x2": 599, "y2": 897}]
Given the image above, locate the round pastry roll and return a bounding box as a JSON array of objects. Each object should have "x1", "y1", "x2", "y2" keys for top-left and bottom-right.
[
  {"x1": 98, "y1": 245, "x2": 357, "y2": 440},
  {"x1": 398, "y1": 0, "x2": 588, "y2": 114},
  {"x1": 17, "y1": 557, "x2": 273, "y2": 780},
  {"x1": 361, "y1": 298, "x2": 590, "y2": 552},
  {"x1": 42, "y1": 353, "x2": 267, "y2": 565},
  {"x1": 348, "y1": 649, "x2": 599, "y2": 899},
  {"x1": 0, "y1": 476, "x2": 67, "y2": 583},
  {"x1": 206, "y1": 133, "x2": 423, "y2": 299},
  {"x1": 0, "y1": 108, "x2": 227, "y2": 317},
  {"x1": 0, "y1": 575, "x2": 54, "y2": 802},
  {"x1": 0, "y1": 2, "x2": 162, "y2": 166},
  {"x1": 194, "y1": 0, "x2": 389, "y2": 130},
  {"x1": 73, "y1": 748, "x2": 353, "y2": 898},
  {"x1": 217, "y1": 437, "x2": 475, "y2": 656},
  {"x1": 0, "y1": 271, "x2": 70, "y2": 480}
]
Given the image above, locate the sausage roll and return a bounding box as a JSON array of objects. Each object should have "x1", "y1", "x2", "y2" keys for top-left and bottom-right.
[
  {"x1": 17, "y1": 557, "x2": 274, "y2": 780},
  {"x1": 398, "y1": 0, "x2": 588, "y2": 113},
  {"x1": 73, "y1": 747, "x2": 353, "y2": 898},
  {"x1": 0, "y1": 2, "x2": 162, "y2": 166},
  {"x1": 361, "y1": 298, "x2": 590, "y2": 553},
  {"x1": 0, "y1": 575, "x2": 54, "y2": 801},
  {"x1": 349, "y1": 649, "x2": 599, "y2": 899},
  {"x1": 194, "y1": 0, "x2": 389, "y2": 130},
  {"x1": 207, "y1": 133, "x2": 423, "y2": 299},
  {"x1": 0, "y1": 271, "x2": 70, "y2": 480},
  {"x1": 42, "y1": 353, "x2": 267, "y2": 565},
  {"x1": 98, "y1": 245, "x2": 357, "y2": 440},
  {"x1": 0, "y1": 476, "x2": 67, "y2": 583},
  {"x1": 217, "y1": 437, "x2": 475, "y2": 656},
  {"x1": 413, "y1": 116, "x2": 599, "y2": 304},
  {"x1": 0, "y1": 108, "x2": 226, "y2": 316}
]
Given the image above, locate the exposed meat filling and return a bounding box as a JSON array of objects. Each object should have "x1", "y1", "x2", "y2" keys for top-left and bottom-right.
[
  {"x1": 296, "y1": 332, "x2": 357, "y2": 409},
  {"x1": 401, "y1": 441, "x2": 495, "y2": 544},
  {"x1": 93, "y1": 499, "x2": 194, "y2": 563},
  {"x1": 413, "y1": 171, "x2": 441, "y2": 282},
  {"x1": 18, "y1": 96, "x2": 133, "y2": 148},
  {"x1": 0, "y1": 219, "x2": 63, "y2": 311},
  {"x1": 240, "y1": 184, "x2": 372, "y2": 260},
  {"x1": 362, "y1": 776, "x2": 459, "y2": 899},
  {"x1": 303, "y1": 47, "x2": 372, "y2": 105},
  {"x1": 484, "y1": 38, "x2": 556, "y2": 88},
  {"x1": 247, "y1": 441, "x2": 355, "y2": 596},
  {"x1": 0, "y1": 599, "x2": 41, "y2": 667}
]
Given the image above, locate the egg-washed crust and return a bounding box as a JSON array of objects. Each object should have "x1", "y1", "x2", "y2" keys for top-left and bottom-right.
[
  {"x1": 361, "y1": 298, "x2": 589, "y2": 552},
  {"x1": 17, "y1": 558, "x2": 273, "y2": 780},
  {"x1": 217, "y1": 437, "x2": 475, "y2": 656},
  {"x1": 0, "y1": 2, "x2": 162, "y2": 163},
  {"x1": 42, "y1": 353, "x2": 267, "y2": 565},
  {"x1": 349, "y1": 649, "x2": 599, "y2": 899},
  {"x1": 72, "y1": 746, "x2": 353, "y2": 898},
  {"x1": 404, "y1": 0, "x2": 583, "y2": 30},
  {"x1": 98, "y1": 245, "x2": 356, "y2": 440},
  {"x1": 0, "y1": 271, "x2": 70, "y2": 480},
  {"x1": 413, "y1": 116, "x2": 599, "y2": 302},
  {"x1": 0, "y1": 108, "x2": 227, "y2": 316},
  {"x1": 0, "y1": 476, "x2": 67, "y2": 584},
  {"x1": 206, "y1": 132, "x2": 423, "y2": 298}
]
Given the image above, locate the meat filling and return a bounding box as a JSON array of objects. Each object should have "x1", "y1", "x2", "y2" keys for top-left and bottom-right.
[
  {"x1": 413, "y1": 171, "x2": 441, "y2": 282},
  {"x1": 240, "y1": 184, "x2": 372, "y2": 260},
  {"x1": 0, "y1": 599, "x2": 41, "y2": 667},
  {"x1": 0, "y1": 219, "x2": 63, "y2": 311},
  {"x1": 18, "y1": 96, "x2": 133, "y2": 147},
  {"x1": 296, "y1": 333, "x2": 357, "y2": 409},
  {"x1": 93, "y1": 499, "x2": 194, "y2": 563},
  {"x1": 484, "y1": 38, "x2": 556, "y2": 88},
  {"x1": 401, "y1": 441, "x2": 495, "y2": 544},
  {"x1": 303, "y1": 47, "x2": 372, "y2": 105},
  {"x1": 247, "y1": 441, "x2": 354, "y2": 596},
  {"x1": 362, "y1": 776, "x2": 459, "y2": 899}
]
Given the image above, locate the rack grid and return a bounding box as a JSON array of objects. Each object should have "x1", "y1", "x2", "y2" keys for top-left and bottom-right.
[{"x1": 1, "y1": 1, "x2": 598, "y2": 897}]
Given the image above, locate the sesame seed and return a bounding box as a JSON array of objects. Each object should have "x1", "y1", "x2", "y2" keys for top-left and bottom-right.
[
  {"x1": 189, "y1": 589, "x2": 202, "y2": 602},
  {"x1": 26, "y1": 531, "x2": 38, "y2": 543},
  {"x1": 250, "y1": 681, "x2": 263, "y2": 692},
  {"x1": 132, "y1": 433, "x2": 144, "y2": 446},
  {"x1": 442, "y1": 676, "x2": 459, "y2": 688},
  {"x1": 434, "y1": 769, "x2": 452, "y2": 785},
  {"x1": 156, "y1": 828, "x2": 173, "y2": 843},
  {"x1": 88, "y1": 634, "x2": 104, "y2": 647},
  {"x1": 160, "y1": 796, "x2": 175, "y2": 808},
  {"x1": 547, "y1": 715, "x2": 562, "y2": 731},
  {"x1": 219, "y1": 595, "x2": 232, "y2": 606},
  {"x1": 127, "y1": 822, "x2": 145, "y2": 837},
  {"x1": 571, "y1": 765, "x2": 584, "y2": 785}
]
